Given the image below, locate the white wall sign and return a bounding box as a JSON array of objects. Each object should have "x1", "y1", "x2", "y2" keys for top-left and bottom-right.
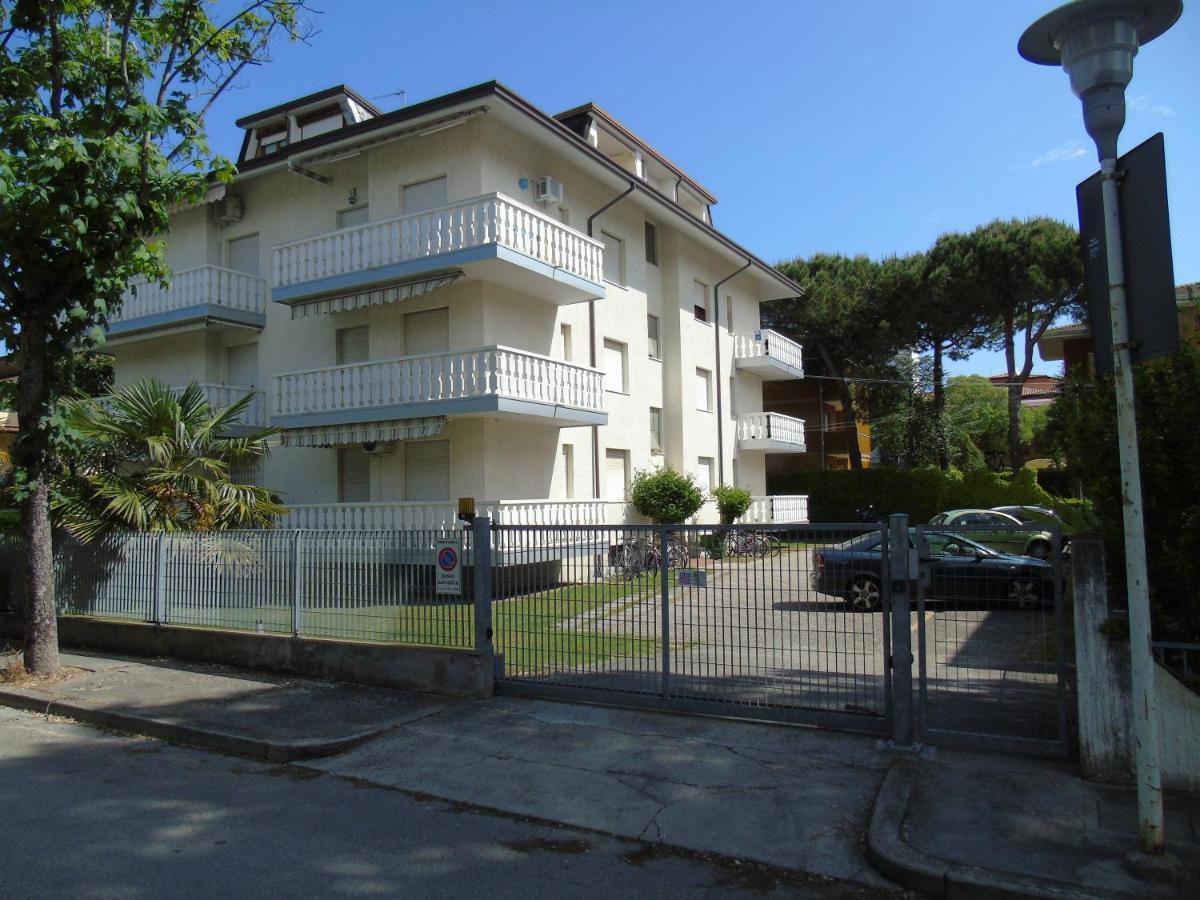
[{"x1": 436, "y1": 539, "x2": 462, "y2": 596}]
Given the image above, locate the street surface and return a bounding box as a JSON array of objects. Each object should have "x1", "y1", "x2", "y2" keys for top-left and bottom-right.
[{"x1": 0, "y1": 706, "x2": 891, "y2": 899}]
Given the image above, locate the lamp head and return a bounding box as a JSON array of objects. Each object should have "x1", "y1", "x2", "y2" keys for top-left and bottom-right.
[{"x1": 1018, "y1": 0, "x2": 1183, "y2": 160}]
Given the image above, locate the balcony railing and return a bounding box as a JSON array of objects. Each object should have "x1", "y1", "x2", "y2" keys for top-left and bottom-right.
[
  {"x1": 172, "y1": 383, "x2": 266, "y2": 427},
  {"x1": 273, "y1": 346, "x2": 606, "y2": 421},
  {"x1": 744, "y1": 495, "x2": 810, "y2": 524},
  {"x1": 272, "y1": 193, "x2": 605, "y2": 294},
  {"x1": 736, "y1": 412, "x2": 807, "y2": 451},
  {"x1": 280, "y1": 499, "x2": 630, "y2": 531},
  {"x1": 733, "y1": 329, "x2": 804, "y2": 379},
  {"x1": 113, "y1": 266, "x2": 266, "y2": 326}
]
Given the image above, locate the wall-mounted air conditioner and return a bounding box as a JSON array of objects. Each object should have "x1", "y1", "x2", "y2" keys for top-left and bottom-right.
[
  {"x1": 534, "y1": 176, "x2": 565, "y2": 206},
  {"x1": 361, "y1": 441, "x2": 394, "y2": 456},
  {"x1": 213, "y1": 194, "x2": 245, "y2": 226}
]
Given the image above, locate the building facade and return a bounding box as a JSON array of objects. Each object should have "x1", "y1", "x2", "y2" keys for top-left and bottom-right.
[{"x1": 105, "y1": 83, "x2": 809, "y2": 528}]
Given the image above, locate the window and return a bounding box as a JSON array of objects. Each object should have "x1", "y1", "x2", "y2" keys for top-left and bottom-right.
[
  {"x1": 402, "y1": 176, "x2": 447, "y2": 214},
  {"x1": 649, "y1": 408, "x2": 663, "y2": 453},
  {"x1": 696, "y1": 367, "x2": 712, "y2": 411},
  {"x1": 646, "y1": 315, "x2": 660, "y2": 359},
  {"x1": 338, "y1": 449, "x2": 371, "y2": 503},
  {"x1": 336, "y1": 326, "x2": 369, "y2": 365},
  {"x1": 259, "y1": 133, "x2": 287, "y2": 156},
  {"x1": 694, "y1": 279, "x2": 709, "y2": 323},
  {"x1": 696, "y1": 457, "x2": 715, "y2": 493},
  {"x1": 603, "y1": 339, "x2": 628, "y2": 394},
  {"x1": 227, "y1": 234, "x2": 260, "y2": 276},
  {"x1": 601, "y1": 231, "x2": 624, "y2": 285},
  {"x1": 405, "y1": 440, "x2": 450, "y2": 501},
  {"x1": 560, "y1": 323, "x2": 573, "y2": 362},
  {"x1": 404, "y1": 308, "x2": 449, "y2": 355},
  {"x1": 605, "y1": 449, "x2": 630, "y2": 501},
  {"x1": 338, "y1": 205, "x2": 369, "y2": 229},
  {"x1": 644, "y1": 221, "x2": 658, "y2": 266},
  {"x1": 555, "y1": 445, "x2": 575, "y2": 499}
]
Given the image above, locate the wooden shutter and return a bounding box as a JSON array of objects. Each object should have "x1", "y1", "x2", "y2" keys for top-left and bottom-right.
[
  {"x1": 404, "y1": 308, "x2": 450, "y2": 356},
  {"x1": 405, "y1": 440, "x2": 450, "y2": 501}
]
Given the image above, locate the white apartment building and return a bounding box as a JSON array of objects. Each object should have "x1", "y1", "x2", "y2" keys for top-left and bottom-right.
[{"x1": 105, "y1": 82, "x2": 809, "y2": 529}]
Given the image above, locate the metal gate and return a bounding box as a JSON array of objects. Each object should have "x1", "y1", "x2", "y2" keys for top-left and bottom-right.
[{"x1": 485, "y1": 522, "x2": 894, "y2": 735}]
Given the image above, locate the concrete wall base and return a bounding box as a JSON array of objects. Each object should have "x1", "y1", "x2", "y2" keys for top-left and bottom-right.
[{"x1": 0, "y1": 613, "x2": 493, "y2": 699}]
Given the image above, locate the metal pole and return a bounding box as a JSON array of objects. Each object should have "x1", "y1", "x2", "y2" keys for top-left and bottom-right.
[
  {"x1": 153, "y1": 531, "x2": 166, "y2": 625},
  {"x1": 659, "y1": 525, "x2": 671, "y2": 699},
  {"x1": 471, "y1": 517, "x2": 494, "y2": 662},
  {"x1": 1099, "y1": 157, "x2": 1163, "y2": 852},
  {"x1": 888, "y1": 513, "x2": 914, "y2": 746},
  {"x1": 291, "y1": 531, "x2": 303, "y2": 638}
]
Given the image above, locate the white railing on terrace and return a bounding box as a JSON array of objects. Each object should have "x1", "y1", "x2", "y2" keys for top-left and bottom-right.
[
  {"x1": 733, "y1": 329, "x2": 804, "y2": 373},
  {"x1": 745, "y1": 495, "x2": 810, "y2": 524},
  {"x1": 272, "y1": 192, "x2": 605, "y2": 290},
  {"x1": 280, "y1": 500, "x2": 631, "y2": 531},
  {"x1": 273, "y1": 346, "x2": 605, "y2": 418},
  {"x1": 171, "y1": 383, "x2": 266, "y2": 427},
  {"x1": 736, "y1": 412, "x2": 806, "y2": 446},
  {"x1": 114, "y1": 266, "x2": 266, "y2": 322}
]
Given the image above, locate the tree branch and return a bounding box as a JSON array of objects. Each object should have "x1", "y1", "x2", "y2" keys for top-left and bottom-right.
[{"x1": 159, "y1": 0, "x2": 274, "y2": 100}]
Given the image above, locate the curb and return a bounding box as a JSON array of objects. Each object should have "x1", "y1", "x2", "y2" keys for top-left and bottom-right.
[
  {"x1": 0, "y1": 687, "x2": 396, "y2": 764},
  {"x1": 866, "y1": 759, "x2": 1136, "y2": 900}
]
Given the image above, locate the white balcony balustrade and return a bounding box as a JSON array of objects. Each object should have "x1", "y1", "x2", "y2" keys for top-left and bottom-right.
[
  {"x1": 280, "y1": 499, "x2": 629, "y2": 531},
  {"x1": 272, "y1": 346, "x2": 606, "y2": 429},
  {"x1": 171, "y1": 383, "x2": 266, "y2": 428},
  {"x1": 733, "y1": 329, "x2": 804, "y2": 380},
  {"x1": 736, "y1": 412, "x2": 807, "y2": 453},
  {"x1": 271, "y1": 193, "x2": 605, "y2": 309},
  {"x1": 744, "y1": 495, "x2": 810, "y2": 524},
  {"x1": 111, "y1": 266, "x2": 267, "y2": 337}
]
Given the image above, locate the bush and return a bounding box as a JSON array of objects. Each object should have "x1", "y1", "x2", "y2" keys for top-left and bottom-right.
[
  {"x1": 630, "y1": 467, "x2": 705, "y2": 524},
  {"x1": 0, "y1": 510, "x2": 18, "y2": 531},
  {"x1": 712, "y1": 485, "x2": 752, "y2": 525},
  {"x1": 767, "y1": 465, "x2": 1057, "y2": 524}
]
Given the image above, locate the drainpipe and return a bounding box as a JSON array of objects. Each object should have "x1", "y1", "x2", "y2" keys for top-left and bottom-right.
[
  {"x1": 713, "y1": 259, "x2": 751, "y2": 487},
  {"x1": 585, "y1": 179, "x2": 636, "y2": 499}
]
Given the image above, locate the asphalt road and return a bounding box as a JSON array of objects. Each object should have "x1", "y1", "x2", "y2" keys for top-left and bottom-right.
[{"x1": 0, "y1": 707, "x2": 887, "y2": 900}]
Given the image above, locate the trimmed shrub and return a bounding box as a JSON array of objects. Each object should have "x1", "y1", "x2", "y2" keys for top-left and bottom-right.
[
  {"x1": 631, "y1": 467, "x2": 705, "y2": 524},
  {"x1": 712, "y1": 485, "x2": 752, "y2": 525}
]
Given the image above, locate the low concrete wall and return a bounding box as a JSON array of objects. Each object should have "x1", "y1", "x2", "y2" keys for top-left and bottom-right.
[
  {"x1": 0, "y1": 613, "x2": 492, "y2": 699},
  {"x1": 1072, "y1": 536, "x2": 1200, "y2": 792}
]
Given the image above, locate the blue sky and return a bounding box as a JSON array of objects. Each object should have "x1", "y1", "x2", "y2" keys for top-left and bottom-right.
[{"x1": 207, "y1": 0, "x2": 1198, "y2": 377}]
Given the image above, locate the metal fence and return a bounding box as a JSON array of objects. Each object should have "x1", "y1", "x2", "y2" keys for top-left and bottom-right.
[{"x1": 1, "y1": 529, "x2": 475, "y2": 649}]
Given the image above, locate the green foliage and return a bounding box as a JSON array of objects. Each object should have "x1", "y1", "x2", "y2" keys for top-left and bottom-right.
[
  {"x1": 1047, "y1": 346, "x2": 1200, "y2": 641},
  {"x1": 630, "y1": 467, "x2": 705, "y2": 524},
  {"x1": 768, "y1": 465, "x2": 1055, "y2": 524},
  {"x1": 0, "y1": 509, "x2": 19, "y2": 530},
  {"x1": 712, "y1": 484, "x2": 752, "y2": 525},
  {"x1": 52, "y1": 379, "x2": 286, "y2": 542}
]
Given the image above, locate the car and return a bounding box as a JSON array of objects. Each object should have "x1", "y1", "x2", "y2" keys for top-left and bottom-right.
[
  {"x1": 992, "y1": 505, "x2": 1063, "y2": 526},
  {"x1": 928, "y1": 509, "x2": 1055, "y2": 559},
  {"x1": 811, "y1": 530, "x2": 1055, "y2": 612}
]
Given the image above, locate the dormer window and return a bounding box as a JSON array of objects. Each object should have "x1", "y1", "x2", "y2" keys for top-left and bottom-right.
[{"x1": 260, "y1": 135, "x2": 288, "y2": 156}]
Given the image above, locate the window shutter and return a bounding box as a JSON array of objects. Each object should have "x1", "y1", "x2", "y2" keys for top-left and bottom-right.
[
  {"x1": 338, "y1": 449, "x2": 371, "y2": 503},
  {"x1": 404, "y1": 308, "x2": 450, "y2": 355},
  {"x1": 225, "y1": 344, "x2": 258, "y2": 388},
  {"x1": 605, "y1": 450, "x2": 628, "y2": 501},
  {"x1": 603, "y1": 340, "x2": 626, "y2": 393},
  {"x1": 336, "y1": 326, "x2": 370, "y2": 365},
  {"x1": 405, "y1": 440, "x2": 450, "y2": 501},
  {"x1": 696, "y1": 369, "x2": 710, "y2": 410},
  {"x1": 403, "y1": 176, "x2": 448, "y2": 214},
  {"x1": 227, "y1": 234, "x2": 260, "y2": 276}
]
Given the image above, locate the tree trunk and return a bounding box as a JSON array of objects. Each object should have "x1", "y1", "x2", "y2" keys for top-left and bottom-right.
[
  {"x1": 816, "y1": 342, "x2": 863, "y2": 470},
  {"x1": 1002, "y1": 319, "x2": 1025, "y2": 474},
  {"x1": 931, "y1": 342, "x2": 948, "y2": 471},
  {"x1": 14, "y1": 323, "x2": 60, "y2": 676}
]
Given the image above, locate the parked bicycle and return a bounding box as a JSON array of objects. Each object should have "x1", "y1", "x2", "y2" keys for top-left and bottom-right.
[
  {"x1": 720, "y1": 529, "x2": 783, "y2": 559},
  {"x1": 613, "y1": 532, "x2": 690, "y2": 577}
]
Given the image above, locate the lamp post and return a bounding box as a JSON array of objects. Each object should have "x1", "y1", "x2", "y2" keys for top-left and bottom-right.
[{"x1": 1019, "y1": 0, "x2": 1183, "y2": 856}]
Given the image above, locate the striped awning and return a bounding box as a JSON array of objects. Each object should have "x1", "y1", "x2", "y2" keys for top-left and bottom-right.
[
  {"x1": 290, "y1": 271, "x2": 463, "y2": 319},
  {"x1": 279, "y1": 416, "x2": 446, "y2": 448}
]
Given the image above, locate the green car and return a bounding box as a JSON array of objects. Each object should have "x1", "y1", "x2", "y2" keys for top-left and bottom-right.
[{"x1": 927, "y1": 509, "x2": 1055, "y2": 559}]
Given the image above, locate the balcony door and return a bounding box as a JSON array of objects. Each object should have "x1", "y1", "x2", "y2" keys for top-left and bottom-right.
[
  {"x1": 405, "y1": 440, "x2": 450, "y2": 501},
  {"x1": 338, "y1": 449, "x2": 371, "y2": 503},
  {"x1": 605, "y1": 449, "x2": 629, "y2": 502},
  {"x1": 225, "y1": 344, "x2": 258, "y2": 389},
  {"x1": 404, "y1": 308, "x2": 449, "y2": 356},
  {"x1": 402, "y1": 176, "x2": 447, "y2": 215},
  {"x1": 227, "y1": 234, "x2": 260, "y2": 276},
  {"x1": 336, "y1": 326, "x2": 369, "y2": 365}
]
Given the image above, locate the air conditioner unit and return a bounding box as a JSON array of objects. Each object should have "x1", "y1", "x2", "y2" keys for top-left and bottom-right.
[
  {"x1": 534, "y1": 176, "x2": 565, "y2": 206},
  {"x1": 213, "y1": 194, "x2": 245, "y2": 226},
  {"x1": 360, "y1": 441, "x2": 394, "y2": 456}
]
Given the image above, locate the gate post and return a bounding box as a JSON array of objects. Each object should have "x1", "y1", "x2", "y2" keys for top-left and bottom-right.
[
  {"x1": 888, "y1": 513, "x2": 915, "y2": 747},
  {"x1": 659, "y1": 525, "x2": 670, "y2": 699},
  {"x1": 152, "y1": 531, "x2": 166, "y2": 625},
  {"x1": 471, "y1": 516, "x2": 494, "y2": 664},
  {"x1": 291, "y1": 531, "x2": 304, "y2": 638}
]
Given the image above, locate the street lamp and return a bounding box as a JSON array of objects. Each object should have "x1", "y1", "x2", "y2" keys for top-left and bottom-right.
[{"x1": 1019, "y1": 0, "x2": 1183, "y2": 857}]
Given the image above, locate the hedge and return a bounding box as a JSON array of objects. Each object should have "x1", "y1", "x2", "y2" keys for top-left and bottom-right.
[{"x1": 767, "y1": 466, "x2": 1056, "y2": 523}]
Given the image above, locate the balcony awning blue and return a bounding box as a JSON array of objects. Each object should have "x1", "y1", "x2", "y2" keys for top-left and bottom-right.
[
  {"x1": 279, "y1": 416, "x2": 447, "y2": 448},
  {"x1": 289, "y1": 271, "x2": 463, "y2": 319}
]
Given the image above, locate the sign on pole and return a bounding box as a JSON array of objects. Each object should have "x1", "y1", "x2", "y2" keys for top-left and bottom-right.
[
  {"x1": 1076, "y1": 132, "x2": 1179, "y2": 374},
  {"x1": 436, "y1": 538, "x2": 462, "y2": 596}
]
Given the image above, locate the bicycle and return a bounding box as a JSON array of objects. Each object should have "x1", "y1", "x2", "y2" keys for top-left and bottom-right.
[{"x1": 721, "y1": 529, "x2": 783, "y2": 559}]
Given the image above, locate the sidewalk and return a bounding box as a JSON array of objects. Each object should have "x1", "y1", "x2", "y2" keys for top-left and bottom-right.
[{"x1": 2, "y1": 648, "x2": 1196, "y2": 896}]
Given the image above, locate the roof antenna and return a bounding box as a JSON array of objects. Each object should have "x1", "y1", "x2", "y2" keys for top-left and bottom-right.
[{"x1": 374, "y1": 89, "x2": 407, "y2": 107}]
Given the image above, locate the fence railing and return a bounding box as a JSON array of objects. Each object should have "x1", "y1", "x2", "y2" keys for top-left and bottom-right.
[
  {"x1": 272, "y1": 192, "x2": 605, "y2": 290},
  {"x1": 745, "y1": 495, "x2": 810, "y2": 524},
  {"x1": 733, "y1": 329, "x2": 804, "y2": 374},
  {"x1": 280, "y1": 500, "x2": 632, "y2": 531},
  {"x1": 736, "y1": 412, "x2": 807, "y2": 447},
  {"x1": 115, "y1": 266, "x2": 266, "y2": 322},
  {"x1": 171, "y1": 383, "x2": 266, "y2": 427},
  {"x1": 273, "y1": 345, "x2": 606, "y2": 419}
]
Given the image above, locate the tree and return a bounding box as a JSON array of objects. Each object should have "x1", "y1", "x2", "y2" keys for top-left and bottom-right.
[
  {"x1": 765, "y1": 254, "x2": 903, "y2": 469},
  {"x1": 956, "y1": 219, "x2": 1083, "y2": 473},
  {"x1": 712, "y1": 484, "x2": 752, "y2": 525},
  {"x1": 54, "y1": 379, "x2": 284, "y2": 541},
  {"x1": 0, "y1": 2, "x2": 310, "y2": 674},
  {"x1": 630, "y1": 467, "x2": 705, "y2": 524}
]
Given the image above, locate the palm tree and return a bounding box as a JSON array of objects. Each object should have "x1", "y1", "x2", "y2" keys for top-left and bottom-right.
[{"x1": 54, "y1": 379, "x2": 286, "y2": 541}]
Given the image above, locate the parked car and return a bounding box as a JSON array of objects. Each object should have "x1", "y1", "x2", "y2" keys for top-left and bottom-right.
[
  {"x1": 992, "y1": 505, "x2": 1062, "y2": 526},
  {"x1": 811, "y1": 530, "x2": 1055, "y2": 612},
  {"x1": 927, "y1": 509, "x2": 1054, "y2": 559}
]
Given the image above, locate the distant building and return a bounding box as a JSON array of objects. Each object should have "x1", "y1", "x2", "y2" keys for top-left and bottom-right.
[
  {"x1": 762, "y1": 372, "x2": 871, "y2": 473},
  {"x1": 986, "y1": 374, "x2": 1061, "y2": 407}
]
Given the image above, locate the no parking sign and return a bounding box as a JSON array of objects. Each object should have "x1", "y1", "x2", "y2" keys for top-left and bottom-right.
[{"x1": 436, "y1": 539, "x2": 462, "y2": 596}]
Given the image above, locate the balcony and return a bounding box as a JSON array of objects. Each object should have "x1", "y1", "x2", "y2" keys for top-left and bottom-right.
[
  {"x1": 744, "y1": 495, "x2": 809, "y2": 525},
  {"x1": 272, "y1": 345, "x2": 607, "y2": 432},
  {"x1": 172, "y1": 383, "x2": 267, "y2": 430},
  {"x1": 279, "y1": 499, "x2": 629, "y2": 531},
  {"x1": 271, "y1": 193, "x2": 606, "y2": 313},
  {"x1": 734, "y1": 329, "x2": 804, "y2": 380},
  {"x1": 737, "y1": 412, "x2": 807, "y2": 453},
  {"x1": 110, "y1": 266, "x2": 267, "y2": 339}
]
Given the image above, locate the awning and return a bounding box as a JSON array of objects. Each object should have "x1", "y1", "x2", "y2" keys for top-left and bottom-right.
[
  {"x1": 290, "y1": 271, "x2": 464, "y2": 319},
  {"x1": 279, "y1": 416, "x2": 446, "y2": 448}
]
